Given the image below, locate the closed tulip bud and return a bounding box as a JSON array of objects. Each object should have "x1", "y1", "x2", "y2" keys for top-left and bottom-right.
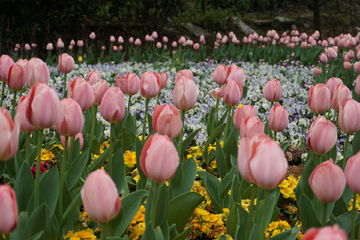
[
  {"x1": 175, "y1": 69, "x2": 193, "y2": 84},
  {"x1": 134, "y1": 38, "x2": 141, "y2": 46},
  {"x1": 158, "y1": 72, "x2": 168, "y2": 90},
  {"x1": 331, "y1": 84, "x2": 352, "y2": 111},
  {"x1": 263, "y1": 79, "x2": 281, "y2": 102},
  {"x1": 223, "y1": 80, "x2": 243, "y2": 107},
  {"x1": 100, "y1": 87, "x2": 125, "y2": 124},
  {"x1": 240, "y1": 116, "x2": 264, "y2": 139},
  {"x1": 308, "y1": 84, "x2": 331, "y2": 114},
  {"x1": 89, "y1": 32, "x2": 96, "y2": 40},
  {"x1": 129, "y1": 37, "x2": 134, "y2": 43},
  {"x1": 68, "y1": 45, "x2": 73, "y2": 50},
  {"x1": 229, "y1": 31, "x2": 235, "y2": 38},
  {"x1": 212, "y1": 64, "x2": 227, "y2": 86},
  {"x1": 70, "y1": 40, "x2": 75, "y2": 46},
  {"x1": 209, "y1": 86, "x2": 225, "y2": 99},
  {"x1": 309, "y1": 159, "x2": 346, "y2": 203},
  {"x1": 0, "y1": 108, "x2": 20, "y2": 161},
  {"x1": 16, "y1": 96, "x2": 36, "y2": 133},
  {"x1": 354, "y1": 61, "x2": 360, "y2": 73},
  {"x1": 355, "y1": 76, "x2": 360, "y2": 97},
  {"x1": 307, "y1": 116, "x2": 337, "y2": 155},
  {"x1": 243, "y1": 37, "x2": 248, "y2": 43},
  {"x1": 151, "y1": 31, "x2": 158, "y2": 39},
  {"x1": 301, "y1": 41, "x2": 307, "y2": 49},
  {"x1": 0, "y1": 55, "x2": 14, "y2": 82},
  {"x1": 7, "y1": 61, "x2": 26, "y2": 91},
  {"x1": 92, "y1": 80, "x2": 109, "y2": 106},
  {"x1": 193, "y1": 43, "x2": 200, "y2": 50},
  {"x1": 345, "y1": 151, "x2": 360, "y2": 195},
  {"x1": 110, "y1": 36, "x2": 115, "y2": 42},
  {"x1": 327, "y1": 47, "x2": 337, "y2": 60},
  {"x1": 112, "y1": 45, "x2": 118, "y2": 51},
  {"x1": 67, "y1": 77, "x2": 95, "y2": 112},
  {"x1": 269, "y1": 104, "x2": 289, "y2": 132},
  {"x1": 152, "y1": 104, "x2": 182, "y2": 139},
  {"x1": 237, "y1": 134, "x2": 288, "y2": 189},
  {"x1": 303, "y1": 224, "x2": 347, "y2": 240},
  {"x1": 55, "y1": 98, "x2": 84, "y2": 137},
  {"x1": 77, "y1": 40, "x2": 83, "y2": 47},
  {"x1": 186, "y1": 39, "x2": 193, "y2": 46},
  {"x1": 58, "y1": 53, "x2": 75, "y2": 74},
  {"x1": 178, "y1": 36, "x2": 186, "y2": 44},
  {"x1": 0, "y1": 185, "x2": 18, "y2": 234},
  {"x1": 348, "y1": 50, "x2": 355, "y2": 59},
  {"x1": 226, "y1": 64, "x2": 246, "y2": 86},
  {"x1": 115, "y1": 73, "x2": 140, "y2": 96},
  {"x1": 162, "y1": 36, "x2": 168, "y2": 43},
  {"x1": 140, "y1": 72, "x2": 160, "y2": 99},
  {"x1": 156, "y1": 42, "x2": 162, "y2": 49},
  {"x1": 325, "y1": 77, "x2": 343, "y2": 97},
  {"x1": 24, "y1": 44, "x2": 31, "y2": 51},
  {"x1": 319, "y1": 53, "x2": 328, "y2": 63},
  {"x1": 172, "y1": 41, "x2": 177, "y2": 47},
  {"x1": 313, "y1": 67, "x2": 322, "y2": 76},
  {"x1": 338, "y1": 98, "x2": 360, "y2": 134},
  {"x1": 81, "y1": 169, "x2": 121, "y2": 223},
  {"x1": 233, "y1": 105, "x2": 257, "y2": 131},
  {"x1": 61, "y1": 132, "x2": 84, "y2": 150},
  {"x1": 199, "y1": 35, "x2": 205, "y2": 44},
  {"x1": 343, "y1": 61, "x2": 352, "y2": 70},
  {"x1": 86, "y1": 69, "x2": 101, "y2": 85},
  {"x1": 26, "y1": 58, "x2": 50, "y2": 88},
  {"x1": 140, "y1": 134, "x2": 179, "y2": 183},
  {"x1": 116, "y1": 36, "x2": 123, "y2": 44},
  {"x1": 216, "y1": 32, "x2": 222, "y2": 40},
  {"x1": 173, "y1": 76, "x2": 199, "y2": 111},
  {"x1": 221, "y1": 35, "x2": 228, "y2": 44},
  {"x1": 57, "y1": 39, "x2": 64, "y2": 49},
  {"x1": 46, "y1": 43, "x2": 53, "y2": 51}
]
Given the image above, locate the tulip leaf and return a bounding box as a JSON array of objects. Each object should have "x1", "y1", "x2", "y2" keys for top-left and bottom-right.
[
  {"x1": 353, "y1": 127, "x2": 360, "y2": 155},
  {"x1": 176, "y1": 158, "x2": 197, "y2": 195},
  {"x1": 215, "y1": 139, "x2": 226, "y2": 179},
  {"x1": 88, "y1": 148, "x2": 109, "y2": 172},
  {"x1": 5, "y1": 157, "x2": 16, "y2": 179},
  {"x1": 14, "y1": 161, "x2": 34, "y2": 213},
  {"x1": 249, "y1": 224, "x2": 260, "y2": 240},
  {"x1": 336, "y1": 210, "x2": 353, "y2": 234},
  {"x1": 147, "y1": 114, "x2": 153, "y2": 135},
  {"x1": 69, "y1": 138, "x2": 81, "y2": 160},
  {"x1": 269, "y1": 226, "x2": 299, "y2": 240},
  {"x1": 333, "y1": 196, "x2": 350, "y2": 216},
  {"x1": 135, "y1": 137, "x2": 147, "y2": 187},
  {"x1": 203, "y1": 123, "x2": 226, "y2": 165},
  {"x1": 217, "y1": 235, "x2": 229, "y2": 240},
  {"x1": 10, "y1": 212, "x2": 28, "y2": 240},
  {"x1": 182, "y1": 128, "x2": 201, "y2": 153},
  {"x1": 216, "y1": 107, "x2": 229, "y2": 127},
  {"x1": 26, "y1": 232, "x2": 44, "y2": 240},
  {"x1": 223, "y1": 126, "x2": 239, "y2": 155},
  {"x1": 90, "y1": 138, "x2": 100, "y2": 155},
  {"x1": 121, "y1": 127, "x2": 136, "y2": 151},
  {"x1": 227, "y1": 204, "x2": 239, "y2": 238},
  {"x1": 197, "y1": 171, "x2": 223, "y2": 213},
  {"x1": 167, "y1": 192, "x2": 205, "y2": 233},
  {"x1": 298, "y1": 194, "x2": 321, "y2": 232},
  {"x1": 67, "y1": 149, "x2": 89, "y2": 190},
  {"x1": 142, "y1": 222, "x2": 156, "y2": 240},
  {"x1": 255, "y1": 191, "x2": 279, "y2": 229},
  {"x1": 206, "y1": 107, "x2": 215, "y2": 136},
  {"x1": 220, "y1": 167, "x2": 237, "y2": 199},
  {"x1": 60, "y1": 193, "x2": 81, "y2": 229},
  {"x1": 234, "y1": 206, "x2": 249, "y2": 240},
  {"x1": 316, "y1": 201, "x2": 335, "y2": 224},
  {"x1": 110, "y1": 148, "x2": 126, "y2": 193},
  {"x1": 94, "y1": 121, "x2": 104, "y2": 142},
  {"x1": 152, "y1": 183, "x2": 169, "y2": 228},
  {"x1": 295, "y1": 158, "x2": 316, "y2": 202},
  {"x1": 173, "y1": 226, "x2": 192, "y2": 240},
  {"x1": 280, "y1": 141, "x2": 290, "y2": 152},
  {"x1": 159, "y1": 220, "x2": 169, "y2": 240}
]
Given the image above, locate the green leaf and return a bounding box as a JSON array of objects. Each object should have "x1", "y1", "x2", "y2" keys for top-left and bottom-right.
[
  {"x1": 197, "y1": 171, "x2": 223, "y2": 213},
  {"x1": 336, "y1": 210, "x2": 353, "y2": 234},
  {"x1": 94, "y1": 121, "x2": 104, "y2": 142},
  {"x1": 90, "y1": 138, "x2": 100, "y2": 155},
  {"x1": 110, "y1": 148, "x2": 126, "y2": 193},
  {"x1": 182, "y1": 129, "x2": 201, "y2": 153},
  {"x1": 203, "y1": 123, "x2": 226, "y2": 164},
  {"x1": 298, "y1": 194, "x2": 321, "y2": 232},
  {"x1": 270, "y1": 226, "x2": 299, "y2": 240},
  {"x1": 167, "y1": 192, "x2": 205, "y2": 233},
  {"x1": 67, "y1": 149, "x2": 89, "y2": 190},
  {"x1": 227, "y1": 204, "x2": 239, "y2": 238},
  {"x1": 14, "y1": 162, "x2": 34, "y2": 213},
  {"x1": 154, "y1": 183, "x2": 169, "y2": 227},
  {"x1": 10, "y1": 212, "x2": 28, "y2": 240},
  {"x1": 135, "y1": 137, "x2": 147, "y2": 182},
  {"x1": 142, "y1": 222, "x2": 156, "y2": 240},
  {"x1": 255, "y1": 191, "x2": 279, "y2": 229},
  {"x1": 353, "y1": 129, "x2": 360, "y2": 155},
  {"x1": 121, "y1": 127, "x2": 136, "y2": 150},
  {"x1": 173, "y1": 226, "x2": 192, "y2": 240},
  {"x1": 176, "y1": 158, "x2": 197, "y2": 195},
  {"x1": 60, "y1": 194, "x2": 81, "y2": 229},
  {"x1": 88, "y1": 148, "x2": 109, "y2": 172},
  {"x1": 215, "y1": 139, "x2": 226, "y2": 179},
  {"x1": 333, "y1": 197, "x2": 349, "y2": 217},
  {"x1": 280, "y1": 141, "x2": 290, "y2": 152},
  {"x1": 206, "y1": 107, "x2": 215, "y2": 136},
  {"x1": 223, "y1": 126, "x2": 239, "y2": 155},
  {"x1": 220, "y1": 167, "x2": 237, "y2": 199},
  {"x1": 295, "y1": 158, "x2": 316, "y2": 201},
  {"x1": 27, "y1": 232, "x2": 44, "y2": 240}
]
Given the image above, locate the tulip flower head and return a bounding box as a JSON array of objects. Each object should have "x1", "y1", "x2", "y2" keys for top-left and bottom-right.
[
  {"x1": 152, "y1": 104, "x2": 182, "y2": 139},
  {"x1": 0, "y1": 185, "x2": 18, "y2": 234},
  {"x1": 307, "y1": 116, "x2": 337, "y2": 155}
]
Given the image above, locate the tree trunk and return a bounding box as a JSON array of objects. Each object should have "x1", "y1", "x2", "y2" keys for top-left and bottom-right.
[{"x1": 313, "y1": 0, "x2": 322, "y2": 38}]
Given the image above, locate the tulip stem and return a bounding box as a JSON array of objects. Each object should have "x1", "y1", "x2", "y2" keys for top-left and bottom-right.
[
  {"x1": 224, "y1": 106, "x2": 231, "y2": 142},
  {"x1": 178, "y1": 110, "x2": 185, "y2": 162},
  {"x1": 127, "y1": 95, "x2": 132, "y2": 114},
  {"x1": 88, "y1": 105, "x2": 98, "y2": 165},
  {"x1": 34, "y1": 129, "x2": 43, "y2": 209},
  {"x1": 274, "y1": 131, "x2": 277, "y2": 142},
  {"x1": 66, "y1": 136, "x2": 75, "y2": 184},
  {"x1": 0, "y1": 81, "x2": 5, "y2": 107},
  {"x1": 142, "y1": 98, "x2": 150, "y2": 145},
  {"x1": 322, "y1": 203, "x2": 328, "y2": 226},
  {"x1": 317, "y1": 154, "x2": 322, "y2": 166},
  {"x1": 254, "y1": 185, "x2": 261, "y2": 223},
  {"x1": 102, "y1": 222, "x2": 107, "y2": 240},
  {"x1": 26, "y1": 133, "x2": 31, "y2": 164},
  {"x1": 245, "y1": 185, "x2": 257, "y2": 240},
  {"x1": 11, "y1": 90, "x2": 17, "y2": 120},
  {"x1": 108, "y1": 124, "x2": 114, "y2": 175},
  {"x1": 259, "y1": 189, "x2": 270, "y2": 240},
  {"x1": 150, "y1": 182, "x2": 160, "y2": 227},
  {"x1": 59, "y1": 136, "x2": 68, "y2": 226},
  {"x1": 230, "y1": 106, "x2": 235, "y2": 129},
  {"x1": 63, "y1": 73, "x2": 67, "y2": 98},
  {"x1": 215, "y1": 98, "x2": 220, "y2": 124},
  {"x1": 342, "y1": 134, "x2": 349, "y2": 170},
  {"x1": 351, "y1": 193, "x2": 357, "y2": 240},
  {"x1": 156, "y1": 93, "x2": 160, "y2": 105}
]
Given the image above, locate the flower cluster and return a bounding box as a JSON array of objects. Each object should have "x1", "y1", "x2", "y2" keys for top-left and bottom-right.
[
  {"x1": 64, "y1": 228, "x2": 97, "y2": 240},
  {"x1": 265, "y1": 220, "x2": 291, "y2": 239},
  {"x1": 127, "y1": 205, "x2": 146, "y2": 240},
  {"x1": 279, "y1": 175, "x2": 300, "y2": 200}
]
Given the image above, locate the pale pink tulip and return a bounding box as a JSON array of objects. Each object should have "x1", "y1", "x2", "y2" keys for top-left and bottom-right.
[
  {"x1": 61, "y1": 132, "x2": 84, "y2": 150},
  {"x1": 303, "y1": 224, "x2": 348, "y2": 240},
  {"x1": 240, "y1": 116, "x2": 265, "y2": 139},
  {"x1": 26, "y1": 58, "x2": 50, "y2": 88},
  {"x1": 263, "y1": 79, "x2": 281, "y2": 102},
  {"x1": 67, "y1": 77, "x2": 95, "y2": 112},
  {"x1": 55, "y1": 98, "x2": 84, "y2": 137},
  {"x1": 308, "y1": 84, "x2": 331, "y2": 114},
  {"x1": 16, "y1": 96, "x2": 36, "y2": 133},
  {"x1": 331, "y1": 84, "x2": 352, "y2": 111},
  {"x1": 115, "y1": 73, "x2": 140, "y2": 96},
  {"x1": 338, "y1": 98, "x2": 360, "y2": 134},
  {"x1": 307, "y1": 116, "x2": 337, "y2": 155},
  {"x1": 0, "y1": 55, "x2": 14, "y2": 82},
  {"x1": 226, "y1": 64, "x2": 246, "y2": 85},
  {"x1": 89, "y1": 32, "x2": 96, "y2": 40},
  {"x1": 140, "y1": 72, "x2": 160, "y2": 99},
  {"x1": 175, "y1": 69, "x2": 193, "y2": 84},
  {"x1": 152, "y1": 104, "x2": 182, "y2": 139},
  {"x1": 233, "y1": 105, "x2": 257, "y2": 131},
  {"x1": 86, "y1": 69, "x2": 101, "y2": 85},
  {"x1": 268, "y1": 104, "x2": 289, "y2": 132},
  {"x1": 100, "y1": 87, "x2": 126, "y2": 123},
  {"x1": 0, "y1": 108, "x2": 20, "y2": 161},
  {"x1": 212, "y1": 64, "x2": 227, "y2": 85},
  {"x1": 92, "y1": 80, "x2": 109, "y2": 106},
  {"x1": 325, "y1": 77, "x2": 343, "y2": 97},
  {"x1": 58, "y1": 53, "x2": 75, "y2": 74},
  {"x1": 172, "y1": 76, "x2": 199, "y2": 111},
  {"x1": 0, "y1": 185, "x2": 18, "y2": 234},
  {"x1": 7, "y1": 61, "x2": 26, "y2": 91},
  {"x1": 209, "y1": 86, "x2": 225, "y2": 100},
  {"x1": 158, "y1": 72, "x2": 168, "y2": 90},
  {"x1": 223, "y1": 80, "x2": 243, "y2": 107}
]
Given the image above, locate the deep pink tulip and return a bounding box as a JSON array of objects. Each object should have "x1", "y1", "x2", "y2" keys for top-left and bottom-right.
[
  {"x1": 92, "y1": 80, "x2": 109, "y2": 106},
  {"x1": 240, "y1": 116, "x2": 265, "y2": 139},
  {"x1": 309, "y1": 159, "x2": 346, "y2": 203},
  {"x1": 115, "y1": 73, "x2": 140, "y2": 96},
  {"x1": 61, "y1": 132, "x2": 84, "y2": 150},
  {"x1": 209, "y1": 86, "x2": 225, "y2": 99},
  {"x1": 152, "y1": 104, "x2": 182, "y2": 139},
  {"x1": 67, "y1": 77, "x2": 95, "y2": 112},
  {"x1": 325, "y1": 77, "x2": 343, "y2": 97},
  {"x1": 233, "y1": 105, "x2": 257, "y2": 131},
  {"x1": 212, "y1": 64, "x2": 227, "y2": 85},
  {"x1": 313, "y1": 67, "x2": 322, "y2": 76},
  {"x1": 308, "y1": 84, "x2": 331, "y2": 114},
  {"x1": 86, "y1": 70, "x2": 101, "y2": 85},
  {"x1": 0, "y1": 185, "x2": 18, "y2": 234},
  {"x1": 100, "y1": 87, "x2": 126, "y2": 123},
  {"x1": 140, "y1": 134, "x2": 179, "y2": 183},
  {"x1": 16, "y1": 96, "x2": 36, "y2": 133},
  {"x1": 263, "y1": 79, "x2": 281, "y2": 102},
  {"x1": 172, "y1": 76, "x2": 199, "y2": 111},
  {"x1": 223, "y1": 80, "x2": 243, "y2": 106},
  {"x1": 303, "y1": 224, "x2": 347, "y2": 240},
  {"x1": 237, "y1": 134, "x2": 288, "y2": 189},
  {"x1": 175, "y1": 69, "x2": 193, "y2": 84},
  {"x1": 55, "y1": 98, "x2": 83, "y2": 137},
  {"x1": 81, "y1": 169, "x2": 121, "y2": 223},
  {"x1": 0, "y1": 55, "x2": 14, "y2": 82},
  {"x1": 338, "y1": 98, "x2": 360, "y2": 134},
  {"x1": 226, "y1": 64, "x2": 245, "y2": 86},
  {"x1": 140, "y1": 72, "x2": 160, "y2": 99},
  {"x1": 307, "y1": 116, "x2": 337, "y2": 155},
  {"x1": 26, "y1": 58, "x2": 50, "y2": 88},
  {"x1": 0, "y1": 108, "x2": 20, "y2": 161},
  {"x1": 331, "y1": 84, "x2": 352, "y2": 111},
  {"x1": 269, "y1": 104, "x2": 289, "y2": 132},
  {"x1": 7, "y1": 61, "x2": 26, "y2": 91},
  {"x1": 58, "y1": 53, "x2": 75, "y2": 74},
  {"x1": 355, "y1": 75, "x2": 360, "y2": 97},
  {"x1": 158, "y1": 72, "x2": 168, "y2": 90}
]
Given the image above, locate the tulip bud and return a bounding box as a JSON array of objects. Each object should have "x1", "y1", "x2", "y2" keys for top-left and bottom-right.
[
  {"x1": 319, "y1": 53, "x2": 328, "y2": 63},
  {"x1": 178, "y1": 36, "x2": 186, "y2": 44},
  {"x1": 134, "y1": 38, "x2": 141, "y2": 46},
  {"x1": 303, "y1": 224, "x2": 348, "y2": 240},
  {"x1": 24, "y1": 44, "x2": 31, "y2": 51},
  {"x1": 338, "y1": 98, "x2": 360, "y2": 134},
  {"x1": 86, "y1": 69, "x2": 101, "y2": 85},
  {"x1": 89, "y1": 32, "x2": 96, "y2": 40},
  {"x1": 152, "y1": 104, "x2": 182, "y2": 139},
  {"x1": 345, "y1": 151, "x2": 360, "y2": 195},
  {"x1": 58, "y1": 53, "x2": 75, "y2": 74},
  {"x1": 0, "y1": 55, "x2": 14, "y2": 82},
  {"x1": 140, "y1": 72, "x2": 160, "y2": 99},
  {"x1": 240, "y1": 116, "x2": 265, "y2": 139},
  {"x1": 0, "y1": 108, "x2": 20, "y2": 161},
  {"x1": 268, "y1": 104, "x2": 289, "y2": 132},
  {"x1": 110, "y1": 36, "x2": 115, "y2": 42},
  {"x1": 7, "y1": 61, "x2": 26, "y2": 91},
  {"x1": 209, "y1": 86, "x2": 225, "y2": 100},
  {"x1": 68, "y1": 77, "x2": 95, "y2": 112},
  {"x1": 199, "y1": 35, "x2": 205, "y2": 44},
  {"x1": 193, "y1": 43, "x2": 200, "y2": 50},
  {"x1": 327, "y1": 47, "x2": 337, "y2": 60},
  {"x1": 226, "y1": 64, "x2": 246, "y2": 86},
  {"x1": 156, "y1": 42, "x2": 162, "y2": 49},
  {"x1": 92, "y1": 80, "x2": 109, "y2": 106},
  {"x1": 46, "y1": 43, "x2": 53, "y2": 51},
  {"x1": 26, "y1": 58, "x2": 50, "y2": 88},
  {"x1": 223, "y1": 80, "x2": 243, "y2": 106},
  {"x1": 308, "y1": 84, "x2": 331, "y2": 114},
  {"x1": 0, "y1": 185, "x2": 18, "y2": 234},
  {"x1": 151, "y1": 31, "x2": 158, "y2": 39},
  {"x1": 233, "y1": 105, "x2": 257, "y2": 131},
  {"x1": 100, "y1": 87, "x2": 126, "y2": 124},
  {"x1": 70, "y1": 40, "x2": 75, "y2": 46},
  {"x1": 158, "y1": 72, "x2": 168, "y2": 90},
  {"x1": 216, "y1": 32, "x2": 222, "y2": 40},
  {"x1": 343, "y1": 61, "x2": 352, "y2": 70},
  {"x1": 354, "y1": 61, "x2": 360, "y2": 73},
  {"x1": 55, "y1": 98, "x2": 83, "y2": 137},
  {"x1": 129, "y1": 37, "x2": 134, "y2": 43},
  {"x1": 57, "y1": 39, "x2": 64, "y2": 49},
  {"x1": 307, "y1": 116, "x2": 337, "y2": 155},
  {"x1": 77, "y1": 40, "x2": 83, "y2": 47},
  {"x1": 61, "y1": 132, "x2": 84, "y2": 150},
  {"x1": 172, "y1": 76, "x2": 199, "y2": 111},
  {"x1": 331, "y1": 84, "x2": 352, "y2": 111},
  {"x1": 263, "y1": 79, "x2": 281, "y2": 102},
  {"x1": 112, "y1": 45, "x2": 118, "y2": 52},
  {"x1": 162, "y1": 36, "x2": 168, "y2": 43},
  {"x1": 212, "y1": 64, "x2": 227, "y2": 85},
  {"x1": 172, "y1": 41, "x2": 177, "y2": 48},
  {"x1": 313, "y1": 67, "x2": 322, "y2": 76}
]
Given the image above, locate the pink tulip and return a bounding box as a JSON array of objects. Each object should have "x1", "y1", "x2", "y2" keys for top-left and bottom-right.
[
  {"x1": 100, "y1": 87, "x2": 125, "y2": 123},
  {"x1": 115, "y1": 73, "x2": 140, "y2": 96},
  {"x1": 134, "y1": 38, "x2": 141, "y2": 46},
  {"x1": 7, "y1": 61, "x2": 26, "y2": 91},
  {"x1": 325, "y1": 77, "x2": 343, "y2": 97},
  {"x1": 129, "y1": 37, "x2": 134, "y2": 43},
  {"x1": 92, "y1": 80, "x2": 109, "y2": 106},
  {"x1": 61, "y1": 132, "x2": 84, "y2": 150},
  {"x1": 0, "y1": 55, "x2": 14, "y2": 82},
  {"x1": 0, "y1": 185, "x2": 18, "y2": 234},
  {"x1": 331, "y1": 84, "x2": 352, "y2": 111},
  {"x1": 237, "y1": 134, "x2": 288, "y2": 189},
  {"x1": 233, "y1": 105, "x2": 257, "y2": 131},
  {"x1": 193, "y1": 43, "x2": 200, "y2": 50},
  {"x1": 343, "y1": 61, "x2": 352, "y2": 70},
  {"x1": 81, "y1": 169, "x2": 121, "y2": 223},
  {"x1": 223, "y1": 80, "x2": 243, "y2": 106},
  {"x1": 67, "y1": 77, "x2": 95, "y2": 112},
  {"x1": 178, "y1": 36, "x2": 186, "y2": 44},
  {"x1": 354, "y1": 62, "x2": 360, "y2": 73},
  {"x1": 175, "y1": 69, "x2": 193, "y2": 84},
  {"x1": 338, "y1": 98, "x2": 360, "y2": 134},
  {"x1": 156, "y1": 42, "x2": 162, "y2": 49},
  {"x1": 140, "y1": 133, "x2": 179, "y2": 183},
  {"x1": 307, "y1": 116, "x2": 337, "y2": 155},
  {"x1": 46, "y1": 43, "x2": 53, "y2": 51},
  {"x1": 151, "y1": 31, "x2": 158, "y2": 39},
  {"x1": 209, "y1": 86, "x2": 225, "y2": 100},
  {"x1": 89, "y1": 32, "x2": 96, "y2": 40},
  {"x1": 77, "y1": 40, "x2": 84, "y2": 47},
  {"x1": 172, "y1": 76, "x2": 199, "y2": 111},
  {"x1": 221, "y1": 36, "x2": 228, "y2": 44},
  {"x1": 158, "y1": 72, "x2": 168, "y2": 90},
  {"x1": 199, "y1": 35, "x2": 205, "y2": 44},
  {"x1": 117, "y1": 36, "x2": 124, "y2": 43},
  {"x1": 70, "y1": 40, "x2": 75, "y2": 46},
  {"x1": 309, "y1": 159, "x2": 346, "y2": 203},
  {"x1": 24, "y1": 44, "x2": 31, "y2": 51},
  {"x1": 110, "y1": 36, "x2": 115, "y2": 42},
  {"x1": 86, "y1": 69, "x2": 101, "y2": 85},
  {"x1": 0, "y1": 108, "x2": 20, "y2": 161},
  {"x1": 140, "y1": 72, "x2": 160, "y2": 99},
  {"x1": 303, "y1": 224, "x2": 348, "y2": 240},
  {"x1": 58, "y1": 53, "x2": 75, "y2": 74},
  {"x1": 16, "y1": 96, "x2": 36, "y2": 133},
  {"x1": 152, "y1": 104, "x2": 182, "y2": 139},
  {"x1": 348, "y1": 50, "x2": 355, "y2": 59},
  {"x1": 229, "y1": 31, "x2": 235, "y2": 39},
  {"x1": 319, "y1": 53, "x2": 328, "y2": 63},
  {"x1": 313, "y1": 67, "x2": 322, "y2": 76},
  {"x1": 355, "y1": 76, "x2": 360, "y2": 97},
  {"x1": 268, "y1": 104, "x2": 289, "y2": 132},
  {"x1": 26, "y1": 58, "x2": 50, "y2": 88},
  {"x1": 57, "y1": 39, "x2": 64, "y2": 49},
  {"x1": 308, "y1": 84, "x2": 331, "y2": 114},
  {"x1": 172, "y1": 41, "x2": 177, "y2": 48},
  {"x1": 162, "y1": 36, "x2": 168, "y2": 43},
  {"x1": 55, "y1": 98, "x2": 84, "y2": 137},
  {"x1": 240, "y1": 116, "x2": 265, "y2": 139},
  {"x1": 212, "y1": 64, "x2": 227, "y2": 85},
  {"x1": 112, "y1": 45, "x2": 118, "y2": 52},
  {"x1": 226, "y1": 64, "x2": 246, "y2": 86},
  {"x1": 263, "y1": 79, "x2": 281, "y2": 102},
  {"x1": 68, "y1": 45, "x2": 73, "y2": 50},
  {"x1": 216, "y1": 32, "x2": 222, "y2": 40},
  {"x1": 327, "y1": 47, "x2": 337, "y2": 60}
]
